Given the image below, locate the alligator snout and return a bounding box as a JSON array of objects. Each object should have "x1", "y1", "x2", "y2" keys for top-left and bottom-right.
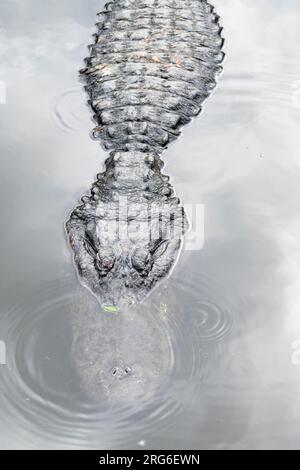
[{"x1": 111, "y1": 365, "x2": 132, "y2": 380}]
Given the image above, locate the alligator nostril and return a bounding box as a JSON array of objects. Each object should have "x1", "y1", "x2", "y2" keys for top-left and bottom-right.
[{"x1": 110, "y1": 366, "x2": 132, "y2": 379}]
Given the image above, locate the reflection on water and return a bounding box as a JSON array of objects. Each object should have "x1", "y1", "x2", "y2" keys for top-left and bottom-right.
[
  {"x1": 0, "y1": 270, "x2": 249, "y2": 450},
  {"x1": 1, "y1": 0, "x2": 300, "y2": 450}
]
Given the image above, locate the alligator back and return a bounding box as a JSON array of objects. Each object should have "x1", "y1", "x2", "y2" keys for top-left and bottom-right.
[
  {"x1": 82, "y1": 0, "x2": 224, "y2": 154},
  {"x1": 66, "y1": 0, "x2": 224, "y2": 307}
]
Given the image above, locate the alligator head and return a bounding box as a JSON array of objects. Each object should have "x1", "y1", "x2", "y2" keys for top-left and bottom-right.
[{"x1": 66, "y1": 193, "x2": 188, "y2": 308}]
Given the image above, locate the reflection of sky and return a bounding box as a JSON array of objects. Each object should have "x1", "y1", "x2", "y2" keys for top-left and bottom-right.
[{"x1": 0, "y1": 0, "x2": 300, "y2": 449}]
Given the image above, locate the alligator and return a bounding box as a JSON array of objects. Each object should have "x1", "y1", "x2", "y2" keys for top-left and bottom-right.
[{"x1": 66, "y1": 0, "x2": 224, "y2": 308}]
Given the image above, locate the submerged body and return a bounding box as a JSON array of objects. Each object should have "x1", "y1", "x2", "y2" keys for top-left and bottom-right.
[
  {"x1": 66, "y1": 0, "x2": 224, "y2": 306},
  {"x1": 70, "y1": 289, "x2": 174, "y2": 402}
]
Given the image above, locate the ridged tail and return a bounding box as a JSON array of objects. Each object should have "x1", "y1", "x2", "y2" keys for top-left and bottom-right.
[{"x1": 81, "y1": 0, "x2": 224, "y2": 156}]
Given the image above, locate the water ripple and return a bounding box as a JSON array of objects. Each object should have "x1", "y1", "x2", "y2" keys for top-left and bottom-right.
[
  {"x1": 0, "y1": 278, "x2": 181, "y2": 449},
  {"x1": 169, "y1": 271, "x2": 235, "y2": 343},
  {"x1": 0, "y1": 270, "x2": 244, "y2": 449},
  {"x1": 53, "y1": 88, "x2": 86, "y2": 133},
  {"x1": 190, "y1": 299, "x2": 233, "y2": 342}
]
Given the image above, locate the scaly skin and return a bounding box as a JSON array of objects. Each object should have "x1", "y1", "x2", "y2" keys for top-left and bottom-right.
[{"x1": 66, "y1": 0, "x2": 224, "y2": 307}]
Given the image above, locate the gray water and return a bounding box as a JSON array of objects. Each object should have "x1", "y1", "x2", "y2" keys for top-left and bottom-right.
[{"x1": 1, "y1": 0, "x2": 300, "y2": 450}]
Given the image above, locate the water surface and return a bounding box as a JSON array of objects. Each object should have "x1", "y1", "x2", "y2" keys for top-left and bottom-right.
[{"x1": 1, "y1": 0, "x2": 300, "y2": 450}]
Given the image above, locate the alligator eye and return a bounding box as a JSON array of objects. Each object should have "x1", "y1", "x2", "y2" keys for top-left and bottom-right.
[
  {"x1": 84, "y1": 238, "x2": 97, "y2": 258},
  {"x1": 83, "y1": 228, "x2": 98, "y2": 258},
  {"x1": 95, "y1": 249, "x2": 115, "y2": 276},
  {"x1": 151, "y1": 240, "x2": 168, "y2": 260},
  {"x1": 131, "y1": 248, "x2": 152, "y2": 273}
]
